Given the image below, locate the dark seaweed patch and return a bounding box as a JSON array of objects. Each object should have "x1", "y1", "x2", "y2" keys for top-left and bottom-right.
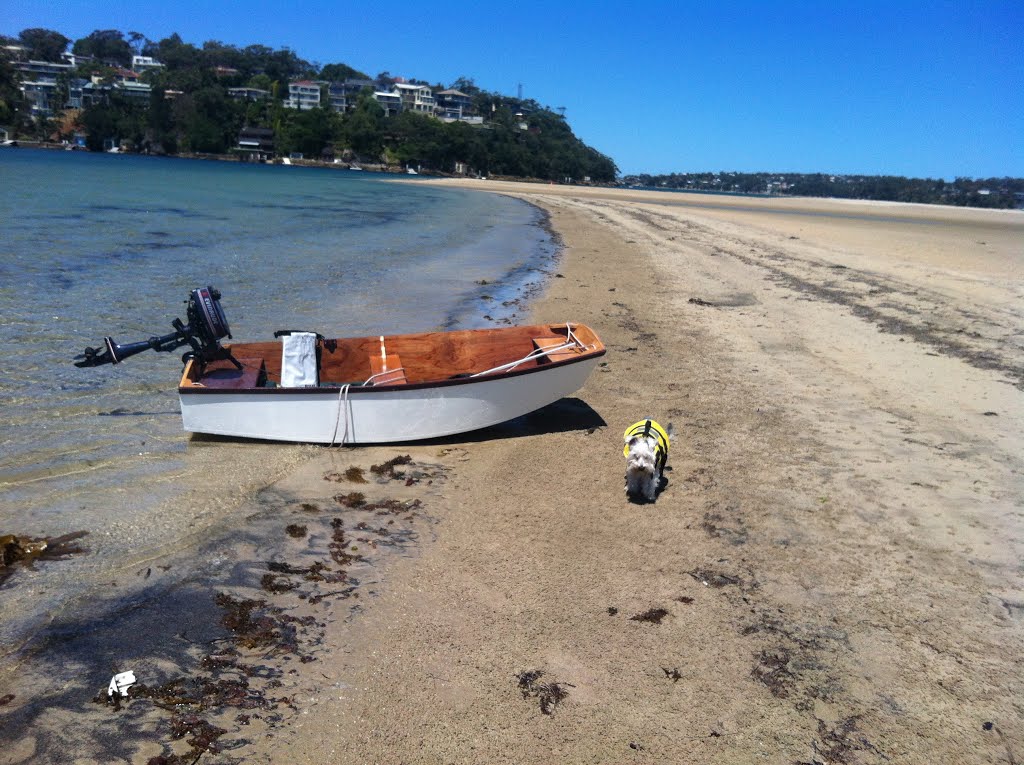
[
  {"x1": 323, "y1": 467, "x2": 368, "y2": 483},
  {"x1": 328, "y1": 518, "x2": 363, "y2": 566},
  {"x1": 335, "y1": 492, "x2": 366, "y2": 508},
  {"x1": 517, "y1": 670, "x2": 571, "y2": 715},
  {"x1": 260, "y1": 574, "x2": 298, "y2": 594},
  {"x1": 1, "y1": 531, "x2": 88, "y2": 585},
  {"x1": 751, "y1": 647, "x2": 796, "y2": 698},
  {"x1": 370, "y1": 455, "x2": 413, "y2": 479},
  {"x1": 630, "y1": 608, "x2": 669, "y2": 624}
]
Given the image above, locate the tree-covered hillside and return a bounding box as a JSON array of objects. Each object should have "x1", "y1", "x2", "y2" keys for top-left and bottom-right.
[{"x1": 0, "y1": 27, "x2": 618, "y2": 182}]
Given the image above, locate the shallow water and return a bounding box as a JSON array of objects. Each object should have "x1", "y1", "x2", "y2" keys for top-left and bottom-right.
[{"x1": 0, "y1": 149, "x2": 559, "y2": 656}]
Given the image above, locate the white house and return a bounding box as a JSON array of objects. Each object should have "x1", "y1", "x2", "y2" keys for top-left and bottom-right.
[
  {"x1": 394, "y1": 83, "x2": 435, "y2": 114},
  {"x1": 131, "y1": 55, "x2": 165, "y2": 71},
  {"x1": 286, "y1": 81, "x2": 321, "y2": 110}
]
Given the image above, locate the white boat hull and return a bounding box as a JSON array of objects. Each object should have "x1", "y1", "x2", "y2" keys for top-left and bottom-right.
[{"x1": 180, "y1": 355, "x2": 600, "y2": 444}]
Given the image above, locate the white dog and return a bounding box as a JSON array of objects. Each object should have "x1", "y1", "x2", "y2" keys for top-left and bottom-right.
[{"x1": 623, "y1": 419, "x2": 673, "y2": 501}]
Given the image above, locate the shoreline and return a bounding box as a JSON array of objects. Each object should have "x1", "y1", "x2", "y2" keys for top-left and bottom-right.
[
  {"x1": 2, "y1": 174, "x2": 1022, "y2": 763},
  {"x1": 8, "y1": 144, "x2": 1021, "y2": 215}
]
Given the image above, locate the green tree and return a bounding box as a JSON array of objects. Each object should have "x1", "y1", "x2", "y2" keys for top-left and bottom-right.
[
  {"x1": 176, "y1": 85, "x2": 239, "y2": 153},
  {"x1": 320, "y1": 62, "x2": 369, "y2": 82},
  {"x1": 0, "y1": 53, "x2": 29, "y2": 129},
  {"x1": 127, "y1": 31, "x2": 148, "y2": 56},
  {"x1": 147, "y1": 85, "x2": 177, "y2": 153},
  {"x1": 18, "y1": 28, "x2": 70, "y2": 61},
  {"x1": 343, "y1": 92, "x2": 384, "y2": 158},
  {"x1": 279, "y1": 106, "x2": 338, "y2": 157},
  {"x1": 72, "y1": 30, "x2": 133, "y2": 67},
  {"x1": 247, "y1": 73, "x2": 272, "y2": 91},
  {"x1": 146, "y1": 34, "x2": 200, "y2": 71}
]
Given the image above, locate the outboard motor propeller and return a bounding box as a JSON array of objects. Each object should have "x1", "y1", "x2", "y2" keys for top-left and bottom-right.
[{"x1": 74, "y1": 286, "x2": 239, "y2": 371}]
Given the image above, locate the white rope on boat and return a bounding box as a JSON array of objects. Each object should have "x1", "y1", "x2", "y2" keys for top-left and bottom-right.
[
  {"x1": 363, "y1": 367, "x2": 406, "y2": 386},
  {"x1": 330, "y1": 383, "x2": 352, "y2": 446},
  {"x1": 469, "y1": 323, "x2": 592, "y2": 378}
]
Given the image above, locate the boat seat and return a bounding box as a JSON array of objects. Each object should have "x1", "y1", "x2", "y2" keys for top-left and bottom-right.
[
  {"x1": 368, "y1": 353, "x2": 408, "y2": 385},
  {"x1": 532, "y1": 337, "x2": 580, "y2": 363},
  {"x1": 197, "y1": 358, "x2": 264, "y2": 389}
]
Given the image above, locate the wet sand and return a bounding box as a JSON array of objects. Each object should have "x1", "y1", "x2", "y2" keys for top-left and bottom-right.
[{"x1": 3, "y1": 184, "x2": 1022, "y2": 763}]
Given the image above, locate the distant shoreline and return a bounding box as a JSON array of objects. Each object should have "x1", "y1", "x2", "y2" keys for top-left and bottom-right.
[
  {"x1": 402, "y1": 175, "x2": 1024, "y2": 222},
  {"x1": 7, "y1": 142, "x2": 1020, "y2": 214}
]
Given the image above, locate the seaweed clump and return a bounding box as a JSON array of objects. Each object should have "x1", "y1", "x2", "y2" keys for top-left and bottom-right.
[
  {"x1": 323, "y1": 467, "x2": 368, "y2": 483},
  {"x1": 1, "y1": 531, "x2": 88, "y2": 585},
  {"x1": 334, "y1": 492, "x2": 366, "y2": 508},
  {"x1": 344, "y1": 466, "x2": 367, "y2": 483},
  {"x1": 370, "y1": 455, "x2": 413, "y2": 479},
  {"x1": 517, "y1": 670, "x2": 571, "y2": 716},
  {"x1": 328, "y1": 519, "x2": 363, "y2": 566},
  {"x1": 630, "y1": 608, "x2": 669, "y2": 624}
]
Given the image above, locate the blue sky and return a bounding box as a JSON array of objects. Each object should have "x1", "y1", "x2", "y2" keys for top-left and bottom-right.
[{"x1": 4, "y1": 1, "x2": 1021, "y2": 178}]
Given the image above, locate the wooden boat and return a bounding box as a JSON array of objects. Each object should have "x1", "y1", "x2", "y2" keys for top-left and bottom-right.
[
  {"x1": 73, "y1": 287, "x2": 605, "y2": 444},
  {"x1": 178, "y1": 322, "x2": 604, "y2": 443}
]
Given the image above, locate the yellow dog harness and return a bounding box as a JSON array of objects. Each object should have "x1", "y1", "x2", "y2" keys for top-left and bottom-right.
[{"x1": 623, "y1": 419, "x2": 670, "y2": 472}]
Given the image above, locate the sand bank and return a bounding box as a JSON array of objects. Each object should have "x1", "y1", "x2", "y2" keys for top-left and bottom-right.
[
  {"x1": 249, "y1": 184, "x2": 1023, "y2": 762},
  {"x1": 3, "y1": 184, "x2": 1021, "y2": 763}
]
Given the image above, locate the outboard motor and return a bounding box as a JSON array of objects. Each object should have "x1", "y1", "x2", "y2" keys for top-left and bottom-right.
[{"x1": 74, "y1": 286, "x2": 239, "y2": 371}]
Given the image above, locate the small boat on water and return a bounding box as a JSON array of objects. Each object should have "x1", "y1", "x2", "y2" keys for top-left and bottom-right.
[{"x1": 75, "y1": 287, "x2": 605, "y2": 444}]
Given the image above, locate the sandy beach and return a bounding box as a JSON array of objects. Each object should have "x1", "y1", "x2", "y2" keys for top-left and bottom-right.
[
  {"x1": 3, "y1": 182, "x2": 1022, "y2": 764},
  {"x1": 246, "y1": 183, "x2": 1022, "y2": 763}
]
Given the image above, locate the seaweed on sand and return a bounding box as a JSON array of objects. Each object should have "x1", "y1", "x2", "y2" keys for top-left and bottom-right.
[
  {"x1": 370, "y1": 455, "x2": 413, "y2": 479},
  {"x1": 328, "y1": 518, "x2": 363, "y2": 566},
  {"x1": 630, "y1": 608, "x2": 669, "y2": 624},
  {"x1": 323, "y1": 467, "x2": 368, "y2": 483},
  {"x1": 335, "y1": 492, "x2": 366, "y2": 508},
  {"x1": 517, "y1": 670, "x2": 572, "y2": 716},
  {"x1": 0, "y1": 531, "x2": 88, "y2": 585}
]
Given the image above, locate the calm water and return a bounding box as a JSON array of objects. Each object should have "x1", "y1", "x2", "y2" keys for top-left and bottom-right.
[{"x1": 0, "y1": 149, "x2": 558, "y2": 652}]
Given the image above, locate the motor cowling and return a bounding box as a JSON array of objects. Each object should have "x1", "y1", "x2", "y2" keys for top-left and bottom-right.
[{"x1": 74, "y1": 286, "x2": 233, "y2": 368}]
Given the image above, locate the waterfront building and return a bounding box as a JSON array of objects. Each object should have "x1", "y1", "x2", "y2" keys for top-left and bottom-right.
[{"x1": 236, "y1": 127, "x2": 275, "y2": 161}]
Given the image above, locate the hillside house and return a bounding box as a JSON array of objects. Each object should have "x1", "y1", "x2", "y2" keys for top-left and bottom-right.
[
  {"x1": 394, "y1": 83, "x2": 435, "y2": 114},
  {"x1": 286, "y1": 81, "x2": 321, "y2": 110},
  {"x1": 227, "y1": 87, "x2": 270, "y2": 101},
  {"x1": 372, "y1": 90, "x2": 402, "y2": 117},
  {"x1": 436, "y1": 89, "x2": 473, "y2": 119},
  {"x1": 131, "y1": 55, "x2": 165, "y2": 71}
]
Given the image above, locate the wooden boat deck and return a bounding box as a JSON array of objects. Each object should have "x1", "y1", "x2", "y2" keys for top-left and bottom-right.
[{"x1": 180, "y1": 323, "x2": 604, "y2": 391}]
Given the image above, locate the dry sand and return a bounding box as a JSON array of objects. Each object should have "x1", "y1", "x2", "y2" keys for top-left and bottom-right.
[{"x1": 244, "y1": 183, "x2": 1023, "y2": 764}]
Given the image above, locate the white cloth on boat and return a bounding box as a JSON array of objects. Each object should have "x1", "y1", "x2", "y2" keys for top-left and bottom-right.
[{"x1": 281, "y1": 332, "x2": 318, "y2": 387}]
